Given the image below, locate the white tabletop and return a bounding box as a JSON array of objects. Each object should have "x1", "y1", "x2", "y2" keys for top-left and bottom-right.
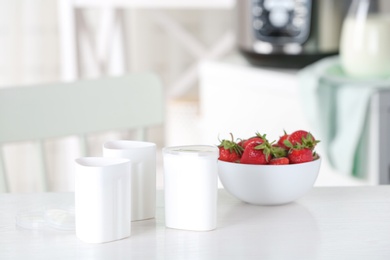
[{"x1": 1, "y1": 187, "x2": 390, "y2": 259}]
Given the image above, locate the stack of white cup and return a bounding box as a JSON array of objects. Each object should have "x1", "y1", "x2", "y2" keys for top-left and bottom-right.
[{"x1": 75, "y1": 140, "x2": 156, "y2": 244}]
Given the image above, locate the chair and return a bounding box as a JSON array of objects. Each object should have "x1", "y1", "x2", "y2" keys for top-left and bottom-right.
[{"x1": 0, "y1": 73, "x2": 164, "y2": 192}]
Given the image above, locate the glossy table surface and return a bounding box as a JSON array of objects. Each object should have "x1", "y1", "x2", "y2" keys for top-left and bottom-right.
[{"x1": 1, "y1": 187, "x2": 390, "y2": 259}]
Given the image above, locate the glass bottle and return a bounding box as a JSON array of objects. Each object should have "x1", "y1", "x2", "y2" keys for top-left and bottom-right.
[{"x1": 339, "y1": 0, "x2": 390, "y2": 78}]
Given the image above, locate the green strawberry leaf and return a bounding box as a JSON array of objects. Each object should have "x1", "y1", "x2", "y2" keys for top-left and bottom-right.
[
  {"x1": 271, "y1": 146, "x2": 287, "y2": 158},
  {"x1": 283, "y1": 139, "x2": 293, "y2": 149}
]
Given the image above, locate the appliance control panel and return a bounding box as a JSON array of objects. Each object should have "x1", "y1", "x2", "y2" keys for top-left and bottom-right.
[{"x1": 251, "y1": 0, "x2": 312, "y2": 45}]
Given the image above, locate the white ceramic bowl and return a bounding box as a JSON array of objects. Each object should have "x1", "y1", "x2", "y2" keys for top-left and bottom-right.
[{"x1": 218, "y1": 158, "x2": 321, "y2": 205}]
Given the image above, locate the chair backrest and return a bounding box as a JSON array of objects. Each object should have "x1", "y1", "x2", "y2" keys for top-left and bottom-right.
[{"x1": 0, "y1": 73, "x2": 164, "y2": 192}]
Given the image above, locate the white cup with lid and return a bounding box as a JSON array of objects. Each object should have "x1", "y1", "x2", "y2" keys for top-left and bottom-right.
[{"x1": 163, "y1": 145, "x2": 219, "y2": 231}]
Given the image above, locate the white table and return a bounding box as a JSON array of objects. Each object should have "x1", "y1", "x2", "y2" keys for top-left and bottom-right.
[{"x1": 1, "y1": 187, "x2": 390, "y2": 259}]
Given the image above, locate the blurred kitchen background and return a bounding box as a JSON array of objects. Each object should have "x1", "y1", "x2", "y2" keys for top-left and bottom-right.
[{"x1": 2, "y1": 0, "x2": 390, "y2": 192}]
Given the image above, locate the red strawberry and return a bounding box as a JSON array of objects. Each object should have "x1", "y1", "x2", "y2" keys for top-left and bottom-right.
[
  {"x1": 285, "y1": 130, "x2": 318, "y2": 150},
  {"x1": 240, "y1": 132, "x2": 266, "y2": 149},
  {"x1": 269, "y1": 157, "x2": 290, "y2": 165},
  {"x1": 240, "y1": 137, "x2": 272, "y2": 165},
  {"x1": 288, "y1": 148, "x2": 313, "y2": 164},
  {"x1": 218, "y1": 134, "x2": 243, "y2": 163},
  {"x1": 277, "y1": 130, "x2": 289, "y2": 150}
]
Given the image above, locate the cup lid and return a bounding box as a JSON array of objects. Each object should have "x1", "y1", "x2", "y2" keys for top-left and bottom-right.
[
  {"x1": 163, "y1": 145, "x2": 219, "y2": 157},
  {"x1": 16, "y1": 206, "x2": 75, "y2": 231}
]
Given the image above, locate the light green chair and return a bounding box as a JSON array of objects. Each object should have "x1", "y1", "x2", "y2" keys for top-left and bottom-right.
[{"x1": 0, "y1": 73, "x2": 164, "y2": 192}]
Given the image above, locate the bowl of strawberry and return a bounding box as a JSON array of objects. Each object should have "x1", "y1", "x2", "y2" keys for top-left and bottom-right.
[{"x1": 218, "y1": 130, "x2": 321, "y2": 206}]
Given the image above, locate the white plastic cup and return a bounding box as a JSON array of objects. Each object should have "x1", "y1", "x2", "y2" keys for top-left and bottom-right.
[
  {"x1": 163, "y1": 145, "x2": 219, "y2": 231},
  {"x1": 74, "y1": 157, "x2": 131, "y2": 244},
  {"x1": 103, "y1": 140, "x2": 156, "y2": 221}
]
